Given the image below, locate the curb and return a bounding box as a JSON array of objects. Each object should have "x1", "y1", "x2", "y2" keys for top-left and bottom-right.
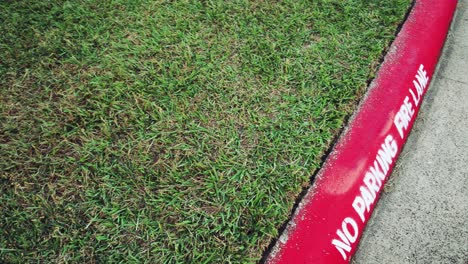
[{"x1": 265, "y1": 1, "x2": 457, "y2": 263}]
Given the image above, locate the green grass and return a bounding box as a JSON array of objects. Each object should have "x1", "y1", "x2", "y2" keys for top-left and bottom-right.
[{"x1": 0, "y1": 0, "x2": 411, "y2": 262}]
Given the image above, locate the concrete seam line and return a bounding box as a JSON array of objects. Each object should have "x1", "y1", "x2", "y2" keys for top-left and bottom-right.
[{"x1": 264, "y1": 0, "x2": 458, "y2": 263}]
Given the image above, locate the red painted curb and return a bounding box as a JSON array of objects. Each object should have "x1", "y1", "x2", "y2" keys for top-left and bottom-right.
[{"x1": 265, "y1": 1, "x2": 457, "y2": 263}]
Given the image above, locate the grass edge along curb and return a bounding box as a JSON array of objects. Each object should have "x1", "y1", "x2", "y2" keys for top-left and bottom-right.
[{"x1": 264, "y1": 0, "x2": 458, "y2": 263}]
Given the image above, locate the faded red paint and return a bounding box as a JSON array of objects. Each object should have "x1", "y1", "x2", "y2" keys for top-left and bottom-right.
[{"x1": 265, "y1": 1, "x2": 457, "y2": 263}]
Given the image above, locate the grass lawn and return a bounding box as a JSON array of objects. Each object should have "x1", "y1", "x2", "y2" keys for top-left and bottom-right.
[{"x1": 1, "y1": 0, "x2": 411, "y2": 262}]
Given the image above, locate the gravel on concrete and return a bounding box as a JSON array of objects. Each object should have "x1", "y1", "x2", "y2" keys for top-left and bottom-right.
[{"x1": 353, "y1": 1, "x2": 468, "y2": 263}]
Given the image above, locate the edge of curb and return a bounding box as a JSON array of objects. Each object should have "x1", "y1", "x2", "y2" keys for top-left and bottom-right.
[{"x1": 265, "y1": 1, "x2": 458, "y2": 263}]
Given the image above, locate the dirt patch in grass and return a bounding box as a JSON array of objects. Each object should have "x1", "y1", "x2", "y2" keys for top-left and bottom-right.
[{"x1": 1, "y1": 0, "x2": 411, "y2": 262}]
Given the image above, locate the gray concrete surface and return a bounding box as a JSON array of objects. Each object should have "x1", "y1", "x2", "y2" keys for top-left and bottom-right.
[{"x1": 353, "y1": 1, "x2": 468, "y2": 263}]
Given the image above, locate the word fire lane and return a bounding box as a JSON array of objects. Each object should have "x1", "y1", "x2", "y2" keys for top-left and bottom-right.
[{"x1": 331, "y1": 64, "x2": 430, "y2": 261}]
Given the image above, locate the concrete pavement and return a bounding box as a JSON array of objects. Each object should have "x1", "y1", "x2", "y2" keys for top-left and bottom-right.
[{"x1": 353, "y1": 1, "x2": 468, "y2": 263}]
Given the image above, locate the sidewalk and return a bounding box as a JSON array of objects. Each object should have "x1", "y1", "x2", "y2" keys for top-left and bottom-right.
[{"x1": 353, "y1": 1, "x2": 468, "y2": 263}]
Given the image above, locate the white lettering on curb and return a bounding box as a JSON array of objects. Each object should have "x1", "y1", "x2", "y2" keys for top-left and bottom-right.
[
  {"x1": 353, "y1": 135, "x2": 398, "y2": 223},
  {"x1": 409, "y1": 64, "x2": 430, "y2": 107},
  {"x1": 331, "y1": 217, "x2": 359, "y2": 261},
  {"x1": 395, "y1": 64, "x2": 429, "y2": 139},
  {"x1": 331, "y1": 64, "x2": 430, "y2": 261},
  {"x1": 332, "y1": 135, "x2": 398, "y2": 260},
  {"x1": 394, "y1": 96, "x2": 415, "y2": 139}
]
